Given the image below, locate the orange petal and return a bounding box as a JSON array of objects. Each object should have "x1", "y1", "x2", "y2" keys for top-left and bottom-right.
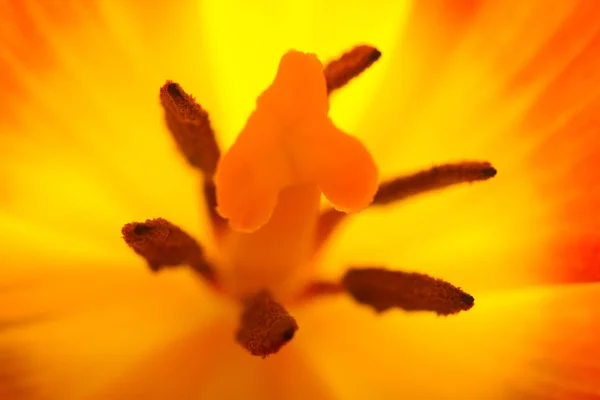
[
  {"x1": 91, "y1": 316, "x2": 335, "y2": 400},
  {"x1": 0, "y1": 266, "x2": 215, "y2": 399},
  {"x1": 87, "y1": 321, "x2": 231, "y2": 400},
  {"x1": 320, "y1": 0, "x2": 600, "y2": 293}
]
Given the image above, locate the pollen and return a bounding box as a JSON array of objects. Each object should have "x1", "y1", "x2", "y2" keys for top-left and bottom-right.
[
  {"x1": 214, "y1": 50, "x2": 379, "y2": 233},
  {"x1": 235, "y1": 290, "x2": 298, "y2": 358}
]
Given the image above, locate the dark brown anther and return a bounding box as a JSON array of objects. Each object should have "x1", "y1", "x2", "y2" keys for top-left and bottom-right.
[
  {"x1": 324, "y1": 45, "x2": 381, "y2": 94},
  {"x1": 374, "y1": 161, "x2": 497, "y2": 205},
  {"x1": 160, "y1": 81, "x2": 225, "y2": 236},
  {"x1": 342, "y1": 267, "x2": 474, "y2": 316},
  {"x1": 121, "y1": 218, "x2": 217, "y2": 283},
  {"x1": 236, "y1": 290, "x2": 298, "y2": 358},
  {"x1": 159, "y1": 81, "x2": 221, "y2": 177}
]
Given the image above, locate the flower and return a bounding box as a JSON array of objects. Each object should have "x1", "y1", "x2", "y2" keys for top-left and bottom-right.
[{"x1": 1, "y1": 1, "x2": 600, "y2": 399}]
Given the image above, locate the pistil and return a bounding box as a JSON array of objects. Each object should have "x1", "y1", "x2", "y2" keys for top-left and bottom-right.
[{"x1": 213, "y1": 50, "x2": 379, "y2": 297}]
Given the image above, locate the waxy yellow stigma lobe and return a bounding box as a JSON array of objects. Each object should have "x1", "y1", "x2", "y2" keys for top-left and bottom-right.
[{"x1": 214, "y1": 50, "x2": 379, "y2": 233}]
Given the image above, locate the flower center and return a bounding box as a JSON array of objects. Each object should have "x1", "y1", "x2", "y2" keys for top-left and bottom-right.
[{"x1": 122, "y1": 45, "x2": 494, "y2": 357}]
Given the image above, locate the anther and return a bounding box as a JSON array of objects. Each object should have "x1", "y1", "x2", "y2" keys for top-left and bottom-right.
[
  {"x1": 121, "y1": 218, "x2": 217, "y2": 284},
  {"x1": 342, "y1": 267, "x2": 474, "y2": 316},
  {"x1": 159, "y1": 81, "x2": 226, "y2": 233},
  {"x1": 159, "y1": 81, "x2": 220, "y2": 176},
  {"x1": 374, "y1": 161, "x2": 497, "y2": 205},
  {"x1": 324, "y1": 45, "x2": 382, "y2": 94},
  {"x1": 235, "y1": 290, "x2": 298, "y2": 358}
]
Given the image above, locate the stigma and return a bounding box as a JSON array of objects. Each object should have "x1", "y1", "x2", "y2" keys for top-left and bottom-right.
[{"x1": 214, "y1": 51, "x2": 379, "y2": 233}]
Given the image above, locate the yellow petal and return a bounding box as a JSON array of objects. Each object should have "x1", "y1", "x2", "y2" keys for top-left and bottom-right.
[
  {"x1": 317, "y1": 0, "x2": 600, "y2": 292},
  {"x1": 198, "y1": 1, "x2": 409, "y2": 143},
  {"x1": 0, "y1": 266, "x2": 218, "y2": 399},
  {"x1": 89, "y1": 317, "x2": 336, "y2": 400},
  {"x1": 1, "y1": 0, "x2": 217, "y2": 250},
  {"x1": 86, "y1": 321, "x2": 233, "y2": 400},
  {"x1": 1, "y1": 2, "x2": 599, "y2": 399},
  {"x1": 297, "y1": 282, "x2": 600, "y2": 399}
]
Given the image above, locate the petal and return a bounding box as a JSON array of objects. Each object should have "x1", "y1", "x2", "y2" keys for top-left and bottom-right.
[
  {"x1": 198, "y1": 0, "x2": 411, "y2": 145},
  {"x1": 297, "y1": 282, "x2": 600, "y2": 399},
  {"x1": 0, "y1": 266, "x2": 218, "y2": 399},
  {"x1": 0, "y1": 0, "x2": 219, "y2": 250},
  {"x1": 86, "y1": 321, "x2": 233, "y2": 400},
  {"x1": 0, "y1": 6, "x2": 224, "y2": 396},
  {"x1": 90, "y1": 316, "x2": 336, "y2": 400},
  {"x1": 319, "y1": 0, "x2": 600, "y2": 291}
]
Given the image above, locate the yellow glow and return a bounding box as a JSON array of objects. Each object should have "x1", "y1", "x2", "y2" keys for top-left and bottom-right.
[
  {"x1": 296, "y1": 282, "x2": 600, "y2": 399},
  {"x1": 196, "y1": 0, "x2": 567, "y2": 292},
  {"x1": 1, "y1": 0, "x2": 599, "y2": 399},
  {"x1": 198, "y1": 1, "x2": 413, "y2": 144}
]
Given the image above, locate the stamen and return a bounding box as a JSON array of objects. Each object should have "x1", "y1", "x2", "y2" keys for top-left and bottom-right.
[
  {"x1": 159, "y1": 81, "x2": 220, "y2": 176},
  {"x1": 235, "y1": 290, "x2": 298, "y2": 358},
  {"x1": 159, "y1": 81, "x2": 227, "y2": 232},
  {"x1": 316, "y1": 161, "x2": 497, "y2": 249},
  {"x1": 342, "y1": 267, "x2": 474, "y2": 316},
  {"x1": 324, "y1": 45, "x2": 382, "y2": 94},
  {"x1": 121, "y1": 218, "x2": 217, "y2": 284}
]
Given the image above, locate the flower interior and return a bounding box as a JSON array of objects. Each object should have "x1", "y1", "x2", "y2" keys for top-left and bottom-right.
[{"x1": 121, "y1": 45, "x2": 497, "y2": 358}]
